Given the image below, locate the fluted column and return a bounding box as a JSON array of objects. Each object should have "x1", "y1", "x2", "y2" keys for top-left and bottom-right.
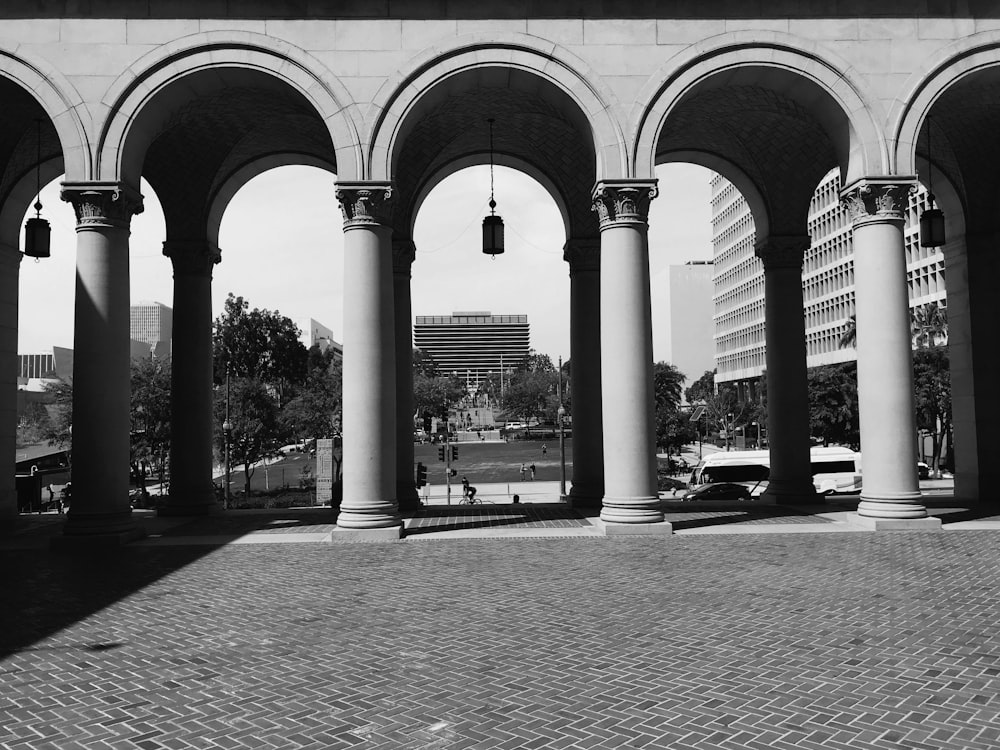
[
  {"x1": 755, "y1": 236, "x2": 817, "y2": 504},
  {"x1": 841, "y1": 178, "x2": 938, "y2": 528},
  {"x1": 563, "y1": 238, "x2": 603, "y2": 507},
  {"x1": 59, "y1": 182, "x2": 145, "y2": 543},
  {"x1": 0, "y1": 243, "x2": 21, "y2": 529},
  {"x1": 593, "y1": 181, "x2": 667, "y2": 530},
  {"x1": 161, "y1": 240, "x2": 221, "y2": 516},
  {"x1": 333, "y1": 183, "x2": 401, "y2": 538},
  {"x1": 393, "y1": 238, "x2": 419, "y2": 512}
]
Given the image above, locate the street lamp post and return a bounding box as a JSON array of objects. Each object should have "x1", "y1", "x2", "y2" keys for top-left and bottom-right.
[
  {"x1": 223, "y1": 366, "x2": 231, "y2": 510},
  {"x1": 557, "y1": 355, "x2": 567, "y2": 501}
]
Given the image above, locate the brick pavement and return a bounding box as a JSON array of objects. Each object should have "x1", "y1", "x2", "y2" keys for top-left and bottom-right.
[{"x1": 3, "y1": 531, "x2": 1000, "y2": 748}]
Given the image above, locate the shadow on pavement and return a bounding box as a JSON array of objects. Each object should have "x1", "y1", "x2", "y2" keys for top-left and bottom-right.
[
  {"x1": 404, "y1": 504, "x2": 591, "y2": 535},
  {"x1": 664, "y1": 506, "x2": 833, "y2": 531}
]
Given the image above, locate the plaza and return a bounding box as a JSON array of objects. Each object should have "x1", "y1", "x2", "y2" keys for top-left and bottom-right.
[{"x1": 3, "y1": 508, "x2": 1000, "y2": 749}]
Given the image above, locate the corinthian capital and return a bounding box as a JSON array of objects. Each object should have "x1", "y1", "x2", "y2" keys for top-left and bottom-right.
[
  {"x1": 754, "y1": 235, "x2": 810, "y2": 270},
  {"x1": 335, "y1": 182, "x2": 394, "y2": 227},
  {"x1": 392, "y1": 239, "x2": 416, "y2": 275},
  {"x1": 61, "y1": 182, "x2": 143, "y2": 229},
  {"x1": 563, "y1": 238, "x2": 601, "y2": 273},
  {"x1": 163, "y1": 240, "x2": 221, "y2": 278},
  {"x1": 840, "y1": 177, "x2": 917, "y2": 224},
  {"x1": 592, "y1": 180, "x2": 657, "y2": 228}
]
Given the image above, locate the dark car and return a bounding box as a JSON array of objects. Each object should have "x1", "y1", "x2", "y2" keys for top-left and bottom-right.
[{"x1": 681, "y1": 482, "x2": 752, "y2": 502}]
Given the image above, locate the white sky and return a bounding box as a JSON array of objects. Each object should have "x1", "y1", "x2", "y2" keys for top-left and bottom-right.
[{"x1": 17, "y1": 162, "x2": 714, "y2": 368}]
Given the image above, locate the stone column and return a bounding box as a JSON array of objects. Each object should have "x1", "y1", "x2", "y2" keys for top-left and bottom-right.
[
  {"x1": 841, "y1": 178, "x2": 938, "y2": 529},
  {"x1": 593, "y1": 181, "x2": 667, "y2": 531},
  {"x1": 563, "y1": 238, "x2": 603, "y2": 507},
  {"x1": 0, "y1": 243, "x2": 21, "y2": 529},
  {"x1": 393, "y1": 238, "x2": 419, "y2": 512},
  {"x1": 755, "y1": 236, "x2": 817, "y2": 504},
  {"x1": 161, "y1": 240, "x2": 221, "y2": 516},
  {"x1": 333, "y1": 183, "x2": 401, "y2": 538},
  {"x1": 947, "y1": 231, "x2": 1000, "y2": 505},
  {"x1": 59, "y1": 182, "x2": 145, "y2": 543}
]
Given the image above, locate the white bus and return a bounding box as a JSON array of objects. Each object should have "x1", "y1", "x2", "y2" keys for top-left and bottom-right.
[{"x1": 689, "y1": 446, "x2": 862, "y2": 496}]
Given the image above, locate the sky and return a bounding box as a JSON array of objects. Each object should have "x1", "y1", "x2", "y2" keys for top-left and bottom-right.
[{"x1": 17, "y1": 162, "x2": 714, "y2": 367}]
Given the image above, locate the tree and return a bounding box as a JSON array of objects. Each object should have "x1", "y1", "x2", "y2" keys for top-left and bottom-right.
[
  {"x1": 911, "y1": 303, "x2": 948, "y2": 349},
  {"x1": 281, "y1": 358, "x2": 343, "y2": 443},
  {"x1": 504, "y1": 368, "x2": 559, "y2": 425},
  {"x1": 213, "y1": 293, "x2": 309, "y2": 404},
  {"x1": 652, "y1": 362, "x2": 694, "y2": 453},
  {"x1": 807, "y1": 363, "x2": 860, "y2": 449},
  {"x1": 17, "y1": 401, "x2": 51, "y2": 447},
  {"x1": 130, "y1": 357, "x2": 172, "y2": 499},
  {"x1": 839, "y1": 314, "x2": 857, "y2": 349},
  {"x1": 412, "y1": 348, "x2": 437, "y2": 377},
  {"x1": 913, "y1": 346, "x2": 951, "y2": 477},
  {"x1": 41, "y1": 380, "x2": 73, "y2": 449},
  {"x1": 214, "y1": 376, "x2": 280, "y2": 497},
  {"x1": 685, "y1": 370, "x2": 716, "y2": 405},
  {"x1": 413, "y1": 372, "x2": 467, "y2": 430}
]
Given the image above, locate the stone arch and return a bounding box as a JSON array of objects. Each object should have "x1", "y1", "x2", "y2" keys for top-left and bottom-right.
[
  {"x1": 658, "y1": 149, "x2": 770, "y2": 240},
  {"x1": 206, "y1": 153, "x2": 336, "y2": 250},
  {"x1": 632, "y1": 30, "x2": 886, "y2": 186},
  {"x1": 403, "y1": 153, "x2": 572, "y2": 242},
  {"x1": 366, "y1": 32, "x2": 627, "y2": 183},
  {"x1": 0, "y1": 45, "x2": 91, "y2": 180},
  {"x1": 96, "y1": 31, "x2": 362, "y2": 187}
]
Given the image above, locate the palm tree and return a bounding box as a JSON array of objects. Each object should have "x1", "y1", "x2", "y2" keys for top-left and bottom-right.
[
  {"x1": 911, "y1": 303, "x2": 948, "y2": 348},
  {"x1": 838, "y1": 314, "x2": 857, "y2": 349}
]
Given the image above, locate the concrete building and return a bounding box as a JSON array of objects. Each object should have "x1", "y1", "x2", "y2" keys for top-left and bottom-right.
[
  {"x1": 413, "y1": 312, "x2": 529, "y2": 386},
  {"x1": 711, "y1": 170, "x2": 946, "y2": 390},
  {"x1": 297, "y1": 317, "x2": 343, "y2": 362},
  {"x1": 129, "y1": 301, "x2": 172, "y2": 359},
  {"x1": 662, "y1": 261, "x2": 715, "y2": 392},
  {"x1": 0, "y1": 3, "x2": 996, "y2": 540}
]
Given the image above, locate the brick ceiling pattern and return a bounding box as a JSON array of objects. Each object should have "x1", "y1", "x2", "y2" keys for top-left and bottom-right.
[
  {"x1": 0, "y1": 81, "x2": 60, "y2": 211},
  {"x1": 393, "y1": 86, "x2": 598, "y2": 238},
  {"x1": 920, "y1": 71, "x2": 1000, "y2": 232},
  {"x1": 657, "y1": 85, "x2": 838, "y2": 235},
  {"x1": 144, "y1": 86, "x2": 336, "y2": 239}
]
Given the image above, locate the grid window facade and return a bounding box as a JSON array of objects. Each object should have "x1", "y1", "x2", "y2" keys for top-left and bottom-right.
[
  {"x1": 18, "y1": 353, "x2": 55, "y2": 379},
  {"x1": 413, "y1": 312, "x2": 530, "y2": 385},
  {"x1": 130, "y1": 302, "x2": 173, "y2": 347},
  {"x1": 711, "y1": 170, "x2": 946, "y2": 384}
]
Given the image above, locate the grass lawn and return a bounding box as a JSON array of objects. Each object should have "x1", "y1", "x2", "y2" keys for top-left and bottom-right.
[{"x1": 415, "y1": 439, "x2": 571, "y2": 484}]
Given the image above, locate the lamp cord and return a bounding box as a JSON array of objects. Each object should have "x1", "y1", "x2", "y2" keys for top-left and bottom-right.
[
  {"x1": 34, "y1": 119, "x2": 42, "y2": 217},
  {"x1": 488, "y1": 118, "x2": 496, "y2": 214}
]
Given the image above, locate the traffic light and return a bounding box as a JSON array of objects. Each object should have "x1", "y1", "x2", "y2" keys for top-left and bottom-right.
[
  {"x1": 438, "y1": 446, "x2": 446, "y2": 461},
  {"x1": 415, "y1": 462, "x2": 427, "y2": 488},
  {"x1": 451, "y1": 445, "x2": 458, "y2": 462},
  {"x1": 449, "y1": 468, "x2": 457, "y2": 477}
]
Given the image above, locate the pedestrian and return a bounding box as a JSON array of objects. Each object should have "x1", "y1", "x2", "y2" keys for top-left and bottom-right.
[
  {"x1": 519, "y1": 463, "x2": 526, "y2": 481},
  {"x1": 541, "y1": 443, "x2": 547, "y2": 455},
  {"x1": 529, "y1": 463, "x2": 536, "y2": 480},
  {"x1": 461, "y1": 475, "x2": 470, "y2": 499},
  {"x1": 466, "y1": 485, "x2": 477, "y2": 503}
]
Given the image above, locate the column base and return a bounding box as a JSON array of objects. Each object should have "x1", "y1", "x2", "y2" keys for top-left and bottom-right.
[
  {"x1": 762, "y1": 478, "x2": 820, "y2": 506},
  {"x1": 569, "y1": 484, "x2": 604, "y2": 509},
  {"x1": 853, "y1": 514, "x2": 942, "y2": 531},
  {"x1": 858, "y1": 496, "x2": 927, "y2": 519},
  {"x1": 335, "y1": 509, "x2": 403, "y2": 529},
  {"x1": 600, "y1": 496, "x2": 663, "y2": 524},
  {"x1": 600, "y1": 519, "x2": 673, "y2": 536},
  {"x1": 327, "y1": 525, "x2": 403, "y2": 542},
  {"x1": 53, "y1": 511, "x2": 146, "y2": 549},
  {"x1": 396, "y1": 481, "x2": 421, "y2": 512}
]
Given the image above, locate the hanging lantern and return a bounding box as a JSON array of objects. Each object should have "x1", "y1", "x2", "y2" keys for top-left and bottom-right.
[
  {"x1": 918, "y1": 114, "x2": 945, "y2": 248},
  {"x1": 919, "y1": 202, "x2": 945, "y2": 248},
  {"x1": 482, "y1": 118, "x2": 504, "y2": 257},
  {"x1": 23, "y1": 119, "x2": 50, "y2": 259}
]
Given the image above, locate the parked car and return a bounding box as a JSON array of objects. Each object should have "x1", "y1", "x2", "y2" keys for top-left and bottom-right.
[{"x1": 680, "y1": 482, "x2": 752, "y2": 502}]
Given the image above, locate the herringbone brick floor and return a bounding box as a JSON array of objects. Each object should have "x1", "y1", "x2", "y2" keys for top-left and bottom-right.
[{"x1": 3, "y1": 532, "x2": 1000, "y2": 748}]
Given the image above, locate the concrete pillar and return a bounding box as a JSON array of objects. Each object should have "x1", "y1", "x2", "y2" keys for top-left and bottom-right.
[
  {"x1": 755, "y1": 236, "x2": 817, "y2": 504},
  {"x1": 161, "y1": 240, "x2": 221, "y2": 516},
  {"x1": 0, "y1": 243, "x2": 21, "y2": 529},
  {"x1": 947, "y1": 231, "x2": 1000, "y2": 505},
  {"x1": 563, "y1": 238, "x2": 603, "y2": 507},
  {"x1": 333, "y1": 183, "x2": 401, "y2": 538},
  {"x1": 59, "y1": 182, "x2": 145, "y2": 543},
  {"x1": 841, "y1": 178, "x2": 938, "y2": 529},
  {"x1": 592, "y1": 181, "x2": 666, "y2": 530},
  {"x1": 393, "y1": 238, "x2": 419, "y2": 512}
]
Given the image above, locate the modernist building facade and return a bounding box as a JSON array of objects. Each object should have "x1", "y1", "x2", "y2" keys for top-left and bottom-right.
[
  {"x1": 712, "y1": 170, "x2": 946, "y2": 388},
  {"x1": 0, "y1": 3, "x2": 996, "y2": 540},
  {"x1": 413, "y1": 312, "x2": 530, "y2": 385}
]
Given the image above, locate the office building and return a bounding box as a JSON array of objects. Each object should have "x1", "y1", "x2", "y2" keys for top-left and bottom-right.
[
  {"x1": 711, "y1": 169, "x2": 946, "y2": 390},
  {"x1": 130, "y1": 301, "x2": 172, "y2": 358},
  {"x1": 662, "y1": 261, "x2": 715, "y2": 390},
  {"x1": 413, "y1": 311, "x2": 529, "y2": 384}
]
